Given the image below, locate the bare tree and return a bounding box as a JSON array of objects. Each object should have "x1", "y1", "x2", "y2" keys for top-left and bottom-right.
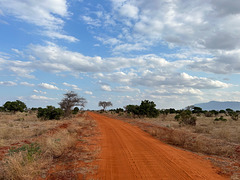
[
  {"x1": 98, "y1": 101, "x2": 113, "y2": 111},
  {"x1": 59, "y1": 91, "x2": 87, "y2": 116}
]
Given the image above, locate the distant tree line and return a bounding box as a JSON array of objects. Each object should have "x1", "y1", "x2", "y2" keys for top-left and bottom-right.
[{"x1": 0, "y1": 91, "x2": 86, "y2": 120}]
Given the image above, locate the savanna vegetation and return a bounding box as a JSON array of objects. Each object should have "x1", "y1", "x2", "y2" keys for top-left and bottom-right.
[
  {"x1": 106, "y1": 100, "x2": 240, "y2": 178},
  {"x1": 0, "y1": 91, "x2": 100, "y2": 179}
]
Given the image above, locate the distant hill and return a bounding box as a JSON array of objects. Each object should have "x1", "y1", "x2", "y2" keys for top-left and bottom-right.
[{"x1": 194, "y1": 101, "x2": 240, "y2": 111}]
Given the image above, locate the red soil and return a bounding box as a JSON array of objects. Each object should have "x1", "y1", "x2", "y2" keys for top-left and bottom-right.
[{"x1": 88, "y1": 112, "x2": 228, "y2": 180}]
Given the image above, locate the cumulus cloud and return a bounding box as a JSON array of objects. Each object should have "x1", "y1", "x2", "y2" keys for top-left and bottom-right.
[
  {"x1": 39, "y1": 83, "x2": 59, "y2": 90},
  {"x1": 84, "y1": 91, "x2": 93, "y2": 95},
  {"x1": 30, "y1": 95, "x2": 55, "y2": 100},
  {"x1": 0, "y1": 0, "x2": 78, "y2": 42},
  {"x1": 101, "y1": 85, "x2": 112, "y2": 91},
  {"x1": 20, "y1": 82, "x2": 35, "y2": 87},
  {"x1": 0, "y1": 81, "x2": 17, "y2": 86},
  {"x1": 112, "y1": 86, "x2": 140, "y2": 93},
  {"x1": 81, "y1": 0, "x2": 240, "y2": 75},
  {"x1": 33, "y1": 89, "x2": 47, "y2": 94},
  {"x1": 62, "y1": 82, "x2": 81, "y2": 91}
]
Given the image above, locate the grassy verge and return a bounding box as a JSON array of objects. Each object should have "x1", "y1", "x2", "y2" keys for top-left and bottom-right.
[{"x1": 0, "y1": 112, "x2": 98, "y2": 180}]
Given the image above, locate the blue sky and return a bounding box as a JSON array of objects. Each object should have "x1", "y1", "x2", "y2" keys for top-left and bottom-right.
[{"x1": 0, "y1": 0, "x2": 240, "y2": 110}]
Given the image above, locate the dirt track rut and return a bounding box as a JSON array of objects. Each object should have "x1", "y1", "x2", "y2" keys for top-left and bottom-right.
[{"x1": 88, "y1": 112, "x2": 227, "y2": 180}]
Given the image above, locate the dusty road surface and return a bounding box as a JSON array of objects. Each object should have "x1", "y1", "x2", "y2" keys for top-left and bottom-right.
[{"x1": 88, "y1": 112, "x2": 227, "y2": 180}]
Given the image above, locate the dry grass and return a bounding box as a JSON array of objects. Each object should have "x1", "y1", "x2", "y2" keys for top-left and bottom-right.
[
  {"x1": 0, "y1": 112, "x2": 98, "y2": 180},
  {"x1": 0, "y1": 112, "x2": 69, "y2": 147}
]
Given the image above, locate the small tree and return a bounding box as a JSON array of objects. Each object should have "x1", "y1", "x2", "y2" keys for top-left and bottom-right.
[
  {"x1": 98, "y1": 101, "x2": 113, "y2": 111},
  {"x1": 72, "y1": 107, "x2": 79, "y2": 114},
  {"x1": 37, "y1": 106, "x2": 63, "y2": 120},
  {"x1": 3, "y1": 100, "x2": 27, "y2": 113},
  {"x1": 139, "y1": 100, "x2": 159, "y2": 118},
  {"x1": 59, "y1": 91, "x2": 87, "y2": 117},
  {"x1": 176, "y1": 110, "x2": 196, "y2": 126}
]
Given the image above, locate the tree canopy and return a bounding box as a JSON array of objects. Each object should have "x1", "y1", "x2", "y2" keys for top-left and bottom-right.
[
  {"x1": 59, "y1": 91, "x2": 87, "y2": 116},
  {"x1": 3, "y1": 100, "x2": 27, "y2": 112},
  {"x1": 98, "y1": 101, "x2": 113, "y2": 111}
]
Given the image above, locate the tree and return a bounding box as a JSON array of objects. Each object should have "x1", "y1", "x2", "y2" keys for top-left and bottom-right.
[
  {"x1": 192, "y1": 107, "x2": 203, "y2": 114},
  {"x1": 98, "y1": 101, "x2": 113, "y2": 111},
  {"x1": 37, "y1": 106, "x2": 64, "y2": 120},
  {"x1": 139, "y1": 100, "x2": 159, "y2": 118},
  {"x1": 59, "y1": 91, "x2": 87, "y2": 117},
  {"x1": 3, "y1": 100, "x2": 27, "y2": 112},
  {"x1": 125, "y1": 105, "x2": 140, "y2": 116}
]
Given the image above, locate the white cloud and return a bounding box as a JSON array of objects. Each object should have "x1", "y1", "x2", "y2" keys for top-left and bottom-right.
[
  {"x1": 20, "y1": 82, "x2": 35, "y2": 87},
  {"x1": 0, "y1": 81, "x2": 17, "y2": 86},
  {"x1": 30, "y1": 95, "x2": 55, "y2": 100},
  {"x1": 82, "y1": 16, "x2": 101, "y2": 26},
  {"x1": 43, "y1": 31, "x2": 79, "y2": 42},
  {"x1": 0, "y1": 0, "x2": 68, "y2": 30},
  {"x1": 33, "y1": 89, "x2": 47, "y2": 94},
  {"x1": 113, "y1": 86, "x2": 140, "y2": 93},
  {"x1": 101, "y1": 85, "x2": 112, "y2": 91},
  {"x1": 84, "y1": 91, "x2": 93, "y2": 95},
  {"x1": 39, "y1": 83, "x2": 59, "y2": 90},
  {"x1": 0, "y1": 0, "x2": 78, "y2": 42},
  {"x1": 62, "y1": 82, "x2": 81, "y2": 91}
]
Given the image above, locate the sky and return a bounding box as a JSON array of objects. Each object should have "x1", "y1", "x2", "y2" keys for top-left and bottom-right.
[{"x1": 0, "y1": 0, "x2": 240, "y2": 110}]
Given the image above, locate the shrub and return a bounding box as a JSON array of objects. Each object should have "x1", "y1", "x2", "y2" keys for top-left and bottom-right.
[
  {"x1": 214, "y1": 116, "x2": 227, "y2": 122},
  {"x1": 72, "y1": 107, "x2": 79, "y2": 114},
  {"x1": 3, "y1": 100, "x2": 27, "y2": 112},
  {"x1": 37, "y1": 106, "x2": 64, "y2": 120},
  {"x1": 177, "y1": 110, "x2": 196, "y2": 126}
]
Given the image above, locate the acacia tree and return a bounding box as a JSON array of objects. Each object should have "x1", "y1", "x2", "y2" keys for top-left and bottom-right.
[
  {"x1": 98, "y1": 101, "x2": 112, "y2": 111},
  {"x1": 59, "y1": 91, "x2": 87, "y2": 117}
]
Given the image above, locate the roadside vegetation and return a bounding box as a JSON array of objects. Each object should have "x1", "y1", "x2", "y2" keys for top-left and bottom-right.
[
  {"x1": 0, "y1": 91, "x2": 99, "y2": 179},
  {"x1": 105, "y1": 100, "x2": 240, "y2": 177}
]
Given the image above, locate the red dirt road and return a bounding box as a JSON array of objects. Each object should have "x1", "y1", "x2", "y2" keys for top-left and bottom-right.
[{"x1": 88, "y1": 112, "x2": 227, "y2": 180}]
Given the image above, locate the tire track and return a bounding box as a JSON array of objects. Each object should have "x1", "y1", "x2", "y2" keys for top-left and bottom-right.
[{"x1": 88, "y1": 112, "x2": 227, "y2": 180}]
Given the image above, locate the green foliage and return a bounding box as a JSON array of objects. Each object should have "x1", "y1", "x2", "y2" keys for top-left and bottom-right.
[
  {"x1": 219, "y1": 110, "x2": 226, "y2": 114},
  {"x1": 139, "y1": 100, "x2": 159, "y2": 118},
  {"x1": 125, "y1": 105, "x2": 140, "y2": 116},
  {"x1": 176, "y1": 110, "x2": 197, "y2": 126},
  {"x1": 0, "y1": 106, "x2": 4, "y2": 112},
  {"x1": 230, "y1": 112, "x2": 239, "y2": 121},
  {"x1": 214, "y1": 116, "x2": 227, "y2": 122},
  {"x1": 59, "y1": 91, "x2": 87, "y2": 117},
  {"x1": 192, "y1": 106, "x2": 203, "y2": 114},
  {"x1": 174, "y1": 114, "x2": 180, "y2": 121},
  {"x1": 37, "y1": 106, "x2": 64, "y2": 120},
  {"x1": 9, "y1": 143, "x2": 41, "y2": 162},
  {"x1": 125, "y1": 100, "x2": 159, "y2": 118},
  {"x1": 72, "y1": 107, "x2": 79, "y2": 114},
  {"x1": 169, "y1": 108, "x2": 176, "y2": 114},
  {"x1": 204, "y1": 110, "x2": 218, "y2": 117},
  {"x1": 226, "y1": 108, "x2": 234, "y2": 115},
  {"x1": 3, "y1": 100, "x2": 27, "y2": 112}
]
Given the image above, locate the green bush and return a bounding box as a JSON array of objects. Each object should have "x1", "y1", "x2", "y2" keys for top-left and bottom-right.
[
  {"x1": 3, "y1": 100, "x2": 27, "y2": 112},
  {"x1": 214, "y1": 116, "x2": 227, "y2": 122},
  {"x1": 72, "y1": 107, "x2": 79, "y2": 114},
  {"x1": 176, "y1": 110, "x2": 196, "y2": 126},
  {"x1": 37, "y1": 106, "x2": 64, "y2": 120}
]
